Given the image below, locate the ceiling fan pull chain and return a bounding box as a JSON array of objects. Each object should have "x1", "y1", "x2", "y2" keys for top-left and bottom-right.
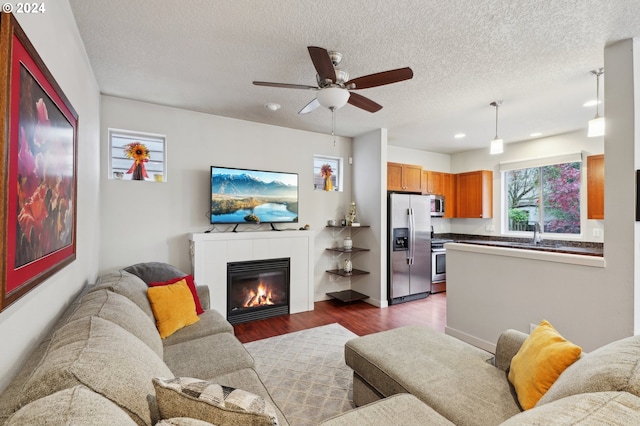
[{"x1": 331, "y1": 107, "x2": 336, "y2": 146}]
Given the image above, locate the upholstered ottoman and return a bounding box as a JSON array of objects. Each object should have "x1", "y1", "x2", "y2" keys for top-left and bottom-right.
[
  {"x1": 345, "y1": 325, "x2": 522, "y2": 425},
  {"x1": 319, "y1": 393, "x2": 454, "y2": 426}
]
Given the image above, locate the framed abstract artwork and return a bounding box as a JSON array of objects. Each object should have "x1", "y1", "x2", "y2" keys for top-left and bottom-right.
[{"x1": 0, "y1": 13, "x2": 78, "y2": 312}]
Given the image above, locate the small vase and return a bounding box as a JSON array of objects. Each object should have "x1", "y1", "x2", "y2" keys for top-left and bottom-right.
[
  {"x1": 343, "y1": 236, "x2": 353, "y2": 250},
  {"x1": 132, "y1": 163, "x2": 144, "y2": 181},
  {"x1": 324, "y1": 176, "x2": 333, "y2": 191},
  {"x1": 343, "y1": 258, "x2": 353, "y2": 274}
]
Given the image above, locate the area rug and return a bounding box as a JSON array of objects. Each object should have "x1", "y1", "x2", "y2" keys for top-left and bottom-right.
[{"x1": 244, "y1": 323, "x2": 358, "y2": 426}]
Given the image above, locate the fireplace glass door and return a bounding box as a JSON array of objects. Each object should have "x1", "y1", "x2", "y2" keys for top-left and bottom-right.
[{"x1": 227, "y1": 258, "x2": 290, "y2": 324}]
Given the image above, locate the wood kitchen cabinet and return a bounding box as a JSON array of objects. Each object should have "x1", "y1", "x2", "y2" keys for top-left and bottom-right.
[
  {"x1": 422, "y1": 170, "x2": 444, "y2": 195},
  {"x1": 587, "y1": 154, "x2": 604, "y2": 219},
  {"x1": 387, "y1": 162, "x2": 423, "y2": 192},
  {"x1": 456, "y1": 170, "x2": 493, "y2": 218}
]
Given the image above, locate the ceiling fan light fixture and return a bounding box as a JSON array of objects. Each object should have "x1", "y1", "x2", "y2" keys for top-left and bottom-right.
[{"x1": 316, "y1": 87, "x2": 350, "y2": 110}]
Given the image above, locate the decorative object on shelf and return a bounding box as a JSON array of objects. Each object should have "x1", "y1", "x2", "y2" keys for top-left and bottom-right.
[
  {"x1": 343, "y1": 236, "x2": 353, "y2": 250},
  {"x1": 154, "y1": 173, "x2": 163, "y2": 182},
  {"x1": 328, "y1": 219, "x2": 337, "y2": 226},
  {"x1": 588, "y1": 68, "x2": 605, "y2": 137},
  {"x1": 124, "y1": 142, "x2": 150, "y2": 180},
  {"x1": 0, "y1": 13, "x2": 78, "y2": 313},
  {"x1": 489, "y1": 101, "x2": 504, "y2": 155},
  {"x1": 343, "y1": 258, "x2": 353, "y2": 274},
  {"x1": 320, "y1": 163, "x2": 333, "y2": 191},
  {"x1": 347, "y1": 202, "x2": 357, "y2": 225}
]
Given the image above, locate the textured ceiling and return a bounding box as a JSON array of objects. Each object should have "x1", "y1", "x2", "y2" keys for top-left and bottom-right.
[{"x1": 69, "y1": 0, "x2": 640, "y2": 154}]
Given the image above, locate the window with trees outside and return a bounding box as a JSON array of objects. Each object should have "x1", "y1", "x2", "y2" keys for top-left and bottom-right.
[{"x1": 503, "y1": 155, "x2": 581, "y2": 235}]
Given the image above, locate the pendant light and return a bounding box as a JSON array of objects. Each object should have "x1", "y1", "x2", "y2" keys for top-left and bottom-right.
[
  {"x1": 489, "y1": 101, "x2": 504, "y2": 155},
  {"x1": 588, "y1": 68, "x2": 604, "y2": 138}
]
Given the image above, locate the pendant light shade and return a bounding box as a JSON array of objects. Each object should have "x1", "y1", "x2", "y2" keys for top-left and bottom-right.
[
  {"x1": 588, "y1": 68, "x2": 604, "y2": 138},
  {"x1": 490, "y1": 101, "x2": 504, "y2": 155}
]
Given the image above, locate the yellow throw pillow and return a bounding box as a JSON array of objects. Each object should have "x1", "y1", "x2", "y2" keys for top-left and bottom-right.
[
  {"x1": 147, "y1": 279, "x2": 200, "y2": 339},
  {"x1": 508, "y1": 320, "x2": 582, "y2": 410}
]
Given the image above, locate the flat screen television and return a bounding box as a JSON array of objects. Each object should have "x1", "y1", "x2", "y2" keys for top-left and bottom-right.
[{"x1": 210, "y1": 166, "x2": 299, "y2": 226}]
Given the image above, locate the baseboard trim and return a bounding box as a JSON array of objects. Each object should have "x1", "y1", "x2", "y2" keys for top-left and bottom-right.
[{"x1": 445, "y1": 326, "x2": 497, "y2": 354}]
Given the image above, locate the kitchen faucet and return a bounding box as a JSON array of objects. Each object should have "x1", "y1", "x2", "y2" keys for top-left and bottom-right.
[{"x1": 532, "y1": 222, "x2": 543, "y2": 245}]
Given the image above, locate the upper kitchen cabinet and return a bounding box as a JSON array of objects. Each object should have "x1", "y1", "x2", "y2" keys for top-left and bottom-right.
[
  {"x1": 456, "y1": 170, "x2": 493, "y2": 218},
  {"x1": 423, "y1": 171, "x2": 456, "y2": 218},
  {"x1": 587, "y1": 154, "x2": 604, "y2": 219},
  {"x1": 387, "y1": 162, "x2": 423, "y2": 192}
]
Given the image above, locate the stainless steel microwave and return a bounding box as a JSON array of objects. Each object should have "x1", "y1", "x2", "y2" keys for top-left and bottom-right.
[{"x1": 430, "y1": 195, "x2": 445, "y2": 217}]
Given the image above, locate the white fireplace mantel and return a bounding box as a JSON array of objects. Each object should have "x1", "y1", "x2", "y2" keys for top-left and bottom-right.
[{"x1": 189, "y1": 230, "x2": 314, "y2": 316}]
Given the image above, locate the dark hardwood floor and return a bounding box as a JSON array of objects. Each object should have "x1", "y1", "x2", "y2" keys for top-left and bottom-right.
[{"x1": 233, "y1": 292, "x2": 446, "y2": 343}]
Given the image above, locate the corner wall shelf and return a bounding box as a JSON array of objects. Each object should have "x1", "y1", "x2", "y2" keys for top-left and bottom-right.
[
  {"x1": 325, "y1": 268, "x2": 370, "y2": 277},
  {"x1": 326, "y1": 289, "x2": 369, "y2": 303}
]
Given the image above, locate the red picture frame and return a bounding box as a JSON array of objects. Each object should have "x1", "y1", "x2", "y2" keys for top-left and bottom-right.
[{"x1": 0, "y1": 13, "x2": 78, "y2": 312}]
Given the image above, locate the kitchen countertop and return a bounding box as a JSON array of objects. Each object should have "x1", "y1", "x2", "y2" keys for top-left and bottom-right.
[{"x1": 434, "y1": 233, "x2": 603, "y2": 257}]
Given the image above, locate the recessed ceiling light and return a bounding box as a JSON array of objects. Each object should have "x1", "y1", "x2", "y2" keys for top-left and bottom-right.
[
  {"x1": 530, "y1": 132, "x2": 543, "y2": 137},
  {"x1": 583, "y1": 100, "x2": 601, "y2": 107},
  {"x1": 454, "y1": 133, "x2": 466, "y2": 139},
  {"x1": 264, "y1": 103, "x2": 281, "y2": 111}
]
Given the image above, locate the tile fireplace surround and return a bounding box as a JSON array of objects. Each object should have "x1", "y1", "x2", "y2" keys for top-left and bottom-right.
[{"x1": 189, "y1": 230, "x2": 315, "y2": 316}]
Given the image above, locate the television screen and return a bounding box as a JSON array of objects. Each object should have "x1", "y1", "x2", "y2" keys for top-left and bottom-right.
[{"x1": 210, "y1": 166, "x2": 299, "y2": 224}]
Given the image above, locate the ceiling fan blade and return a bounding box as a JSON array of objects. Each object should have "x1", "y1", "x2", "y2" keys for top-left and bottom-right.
[
  {"x1": 347, "y1": 67, "x2": 413, "y2": 90},
  {"x1": 348, "y1": 92, "x2": 382, "y2": 113},
  {"x1": 299, "y1": 98, "x2": 320, "y2": 114},
  {"x1": 253, "y1": 81, "x2": 318, "y2": 90},
  {"x1": 307, "y1": 46, "x2": 336, "y2": 83}
]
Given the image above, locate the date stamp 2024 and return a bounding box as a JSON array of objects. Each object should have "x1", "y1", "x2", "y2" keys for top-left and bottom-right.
[{"x1": 2, "y1": 3, "x2": 46, "y2": 14}]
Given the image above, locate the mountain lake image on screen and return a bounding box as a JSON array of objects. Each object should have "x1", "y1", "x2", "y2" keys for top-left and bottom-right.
[{"x1": 210, "y1": 166, "x2": 299, "y2": 224}]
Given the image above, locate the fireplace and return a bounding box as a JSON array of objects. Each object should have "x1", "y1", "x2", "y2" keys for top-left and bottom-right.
[{"x1": 227, "y1": 258, "x2": 290, "y2": 324}]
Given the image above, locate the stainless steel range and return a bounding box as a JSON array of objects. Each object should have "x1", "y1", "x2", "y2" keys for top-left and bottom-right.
[{"x1": 431, "y1": 239, "x2": 452, "y2": 293}]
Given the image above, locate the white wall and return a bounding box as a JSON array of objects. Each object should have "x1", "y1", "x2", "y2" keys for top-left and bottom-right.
[
  {"x1": 387, "y1": 145, "x2": 451, "y2": 172},
  {"x1": 0, "y1": 3, "x2": 101, "y2": 392},
  {"x1": 353, "y1": 129, "x2": 388, "y2": 307},
  {"x1": 451, "y1": 130, "x2": 604, "y2": 242},
  {"x1": 99, "y1": 96, "x2": 354, "y2": 302}
]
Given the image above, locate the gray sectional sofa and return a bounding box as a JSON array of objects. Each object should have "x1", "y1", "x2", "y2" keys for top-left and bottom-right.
[
  {"x1": 0, "y1": 262, "x2": 288, "y2": 425},
  {"x1": 327, "y1": 325, "x2": 640, "y2": 425}
]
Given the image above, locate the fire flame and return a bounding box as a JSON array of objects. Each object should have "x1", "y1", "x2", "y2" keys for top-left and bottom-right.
[{"x1": 243, "y1": 281, "x2": 275, "y2": 307}]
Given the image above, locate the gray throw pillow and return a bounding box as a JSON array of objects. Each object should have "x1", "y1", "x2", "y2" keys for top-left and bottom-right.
[{"x1": 124, "y1": 262, "x2": 188, "y2": 284}]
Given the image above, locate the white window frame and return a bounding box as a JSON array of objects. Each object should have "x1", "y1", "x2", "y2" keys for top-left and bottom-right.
[
  {"x1": 500, "y1": 153, "x2": 584, "y2": 238},
  {"x1": 313, "y1": 155, "x2": 344, "y2": 192},
  {"x1": 109, "y1": 128, "x2": 167, "y2": 182}
]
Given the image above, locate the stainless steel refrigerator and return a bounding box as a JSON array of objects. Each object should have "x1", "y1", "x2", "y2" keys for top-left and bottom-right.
[{"x1": 388, "y1": 193, "x2": 432, "y2": 305}]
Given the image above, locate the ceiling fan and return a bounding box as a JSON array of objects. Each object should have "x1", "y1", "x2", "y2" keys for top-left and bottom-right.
[{"x1": 253, "y1": 46, "x2": 413, "y2": 115}]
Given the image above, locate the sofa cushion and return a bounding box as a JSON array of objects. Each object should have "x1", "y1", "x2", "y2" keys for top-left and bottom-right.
[
  {"x1": 319, "y1": 393, "x2": 454, "y2": 426},
  {"x1": 503, "y1": 391, "x2": 640, "y2": 425},
  {"x1": 162, "y1": 308, "x2": 234, "y2": 347},
  {"x1": 67, "y1": 289, "x2": 163, "y2": 358},
  {"x1": 6, "y1": 385, "x2": 137, "y2": 426},
  {"x1": 19, "y1": 316, "x2": 173, "y2": 426},
  {"x1": 508, "y1": 320, "x2": 581, "y2": 410},
  {"x1": 538, "y1": 334, "x2": 640, "y2": 406},
  {"x1": 150, "y1": 275, "x2": 204, "y2": 315},
  {"x1": 153, "y1": 377, "x2": 279, "y2": 426},
  {"x1": 92, "y1": 270, "x2": 155, "y2": 320},
  {"x1": 163, "y1": 332, "x2": 254, "y2": 378},
  {"x1": 148, "y1": 279, "x2": 200, "y2": 339}
]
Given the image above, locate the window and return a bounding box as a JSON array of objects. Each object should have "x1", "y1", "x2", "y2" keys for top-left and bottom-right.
[
  {"x1": 502, "y1": 155, "x2": 581, "y2": 235},
  {"x1": 313, "y1": 155, "x2": 343, "y2": 191},
  {"x1": 109, "y1": 129, "x2": 166, "y2": 181}
]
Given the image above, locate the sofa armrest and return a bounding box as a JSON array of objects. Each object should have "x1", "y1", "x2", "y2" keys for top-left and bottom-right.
[
  {"x1": 495, "y1": 329, "x2": 529, "y2": 372},
  {"x1": 196, "y1": 285, "x2": 210, "y2": 310}
]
